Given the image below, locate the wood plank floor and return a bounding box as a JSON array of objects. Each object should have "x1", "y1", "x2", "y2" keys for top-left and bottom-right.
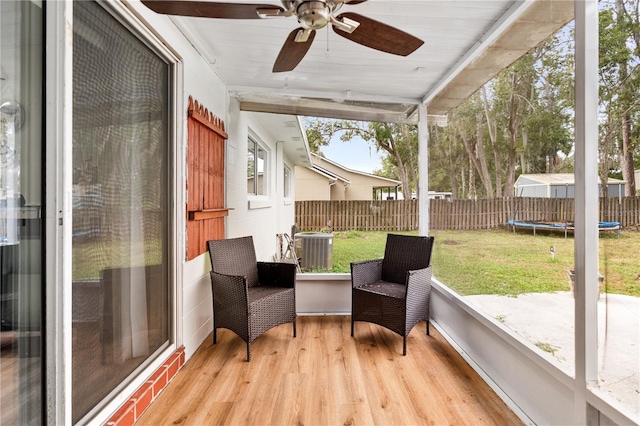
[{"x1": 137, "y1": 316, "x2": 522, "y2": 425}]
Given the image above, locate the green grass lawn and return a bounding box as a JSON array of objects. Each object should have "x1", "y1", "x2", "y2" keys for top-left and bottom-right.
[
  {"x1": 72, "y1": 238, "x2": 163, "y2": 280},
  {"x1": 330, "y1": 228, "x2": 640, "y2": 297}
]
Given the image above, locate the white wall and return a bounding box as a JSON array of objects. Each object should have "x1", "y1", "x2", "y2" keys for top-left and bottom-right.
[
  {"x1": 226, "y1": 100, "x2": 298, "y2": 260},
  {"x1": 296, "y1": 274, "x2": 352, "y2": 315}
]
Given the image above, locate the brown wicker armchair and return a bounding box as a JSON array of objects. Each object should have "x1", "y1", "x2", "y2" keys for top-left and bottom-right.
[
  {"x1": 207, "y1": 236, "x2": 296, "y2": 361},
  {"x1": 351, "y1": 234, "x2": 434, "y2": 355}
]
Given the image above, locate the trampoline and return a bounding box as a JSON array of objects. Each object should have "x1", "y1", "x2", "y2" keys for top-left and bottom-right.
[{"x1": 507, "y1": 220, "x2": 621, "y2": 237}]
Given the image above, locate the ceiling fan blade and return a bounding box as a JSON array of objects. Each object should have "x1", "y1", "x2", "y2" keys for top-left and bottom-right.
[
  {"x1": 343, "y1": 0, "x2": 368, "y2": 4},
  {"x1": 332, "y1": 12, "x2": 423, "y2": 56},
  {"x1": 141, "y1": 1, "x2": 284, "y2": 19},
  {"x1": 273, "y1": 28, "x2": 316, "y2": 73}
]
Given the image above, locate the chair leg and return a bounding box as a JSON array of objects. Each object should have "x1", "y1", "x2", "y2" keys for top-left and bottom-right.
[
  {"x1": 403, "y1": 336, "x2": 407, "y2": 356},
  {"x1": 293, "y1": 319, "x2": 297, "y2": 337},
  {"x1": 351, "y1": 317, "x2": 354, "y2": 337},
  {"x1": 213, "y1": 328, "x2": 217, "y2": 344},
  {"x1": 426, "y1": 320, "x2": 430, "y2": 336},
  {"x1": 246, "y1": 342, "x2": 251, "y2": 362}
]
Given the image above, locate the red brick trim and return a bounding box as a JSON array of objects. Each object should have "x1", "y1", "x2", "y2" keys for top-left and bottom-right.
[{"x1": 104, "y1": 346, "x2": 185, "y2": 426}]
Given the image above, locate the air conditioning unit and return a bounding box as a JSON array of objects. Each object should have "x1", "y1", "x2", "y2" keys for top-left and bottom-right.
[{"x1": 294, "y1": 233, "x2": 333, "y2": 272}]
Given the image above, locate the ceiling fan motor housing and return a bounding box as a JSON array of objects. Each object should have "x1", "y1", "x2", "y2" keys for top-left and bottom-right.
[{"x1": 282, "y1": 0, "x2": 339, "y2": 30}]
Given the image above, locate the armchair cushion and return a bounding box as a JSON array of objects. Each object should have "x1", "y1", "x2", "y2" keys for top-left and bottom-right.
[
  {"x1": 248, "y1": 286, "x2": 295, "y2": 304},
  {"x1": 257, "y1": 261, "x2": 296, "y2": 288},
  {"x1": 356, "y1": 281, "x2": 406, "y2": 299}
]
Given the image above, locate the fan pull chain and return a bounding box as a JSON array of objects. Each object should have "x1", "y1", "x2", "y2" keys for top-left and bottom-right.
[{"x1": 326, "y1": 28, "x2": 330, "y2": 59}]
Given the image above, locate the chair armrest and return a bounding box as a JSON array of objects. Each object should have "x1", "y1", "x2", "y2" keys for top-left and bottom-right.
[
  {"x1": 257, "y1": 261, "x2": 296, "y2": 288},
  {"x1": 210, "y1": 271, "x2": 249, "y2": 309},
  {"x1": 350, "y1": 259, "x2": 383, "y2": 288},
  {"x1": 405, "y1": 265, "x2": 432, "y2": 300}
]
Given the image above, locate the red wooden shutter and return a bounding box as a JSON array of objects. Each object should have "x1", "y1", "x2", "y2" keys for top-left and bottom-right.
[{"x1": 186, "y1": 96, "x2": 228, "y2": 260}]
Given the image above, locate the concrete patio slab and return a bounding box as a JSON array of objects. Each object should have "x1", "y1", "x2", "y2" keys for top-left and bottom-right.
[{"x1": 465, "y1": 291, "x2": 640, "y2": 417}]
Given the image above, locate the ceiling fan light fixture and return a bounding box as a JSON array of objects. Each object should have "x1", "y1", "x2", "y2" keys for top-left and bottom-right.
[{"x1": 297, "y1": 1, "x2": 331, "y2": 30}]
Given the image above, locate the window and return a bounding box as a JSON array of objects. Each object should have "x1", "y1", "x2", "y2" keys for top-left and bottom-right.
[
  {"x1": 284, "y1": 165, "x2": 291, "y2": 199},
  {"x1": 72, "y1": 1, "x2": 170, "y2": 422},
  {"x1": 247, "y1": 137, "x2": 267, "y2": 196}
]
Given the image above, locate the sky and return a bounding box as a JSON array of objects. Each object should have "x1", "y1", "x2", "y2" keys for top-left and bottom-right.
[{"x1": 319, "y1": 134, "x2": 384, "y2": 174}]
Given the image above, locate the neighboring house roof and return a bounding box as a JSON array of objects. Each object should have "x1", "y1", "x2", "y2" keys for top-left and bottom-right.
[
  {"x1": 515, "y1": 173, "x2": 625, "y2": 186},
  {"x1": 311, "y1": 153, "x2": 400, "y2": 187},
  {"x1": 310, "y1": 164, "x2": 350, "y2": 185}
]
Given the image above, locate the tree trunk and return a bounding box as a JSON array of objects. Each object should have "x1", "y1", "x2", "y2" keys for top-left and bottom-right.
[
  {"x1": 549, "y1": 153, "x2": 557, "y2": 173},
  {"x1": 450, "y1": 173, "x2": 459, "y2": 200},
  {"x1": 468, "y1": 157, "x2": 476, "y2": 199},
  {"x1": 476, "y1": 112, "x2": 494, "y2": 198},
  {"x1": 458, "y1": 126, "x2": 490, "y2": 198},
  {"x1": 503, "y1": 73, "x2": 527, "y2": 197},
  {"x1": 395, "y1": 153, "x2": 411, "y2": 200},
  {"x1": 481, "y1": 86, "x2": 502, "y2": 198},
  {"x1": 600, "y1": 109, "x2": 618, "y2": 198},
  {"x1": 503, "y1": 139, "x2": 518, "y2": 197},
  {"x1": 621, "y1": 112, "x2": 635, "y2": 196},
  {"x1": 404, "y1": 124, "x2": 419, "y2": 198},
  {"x1": 520, "y1": 127, "x2": 528, "y2": 174},
  {"x1": 492, "y1": 135, "x2": 502, "y2": 198}
]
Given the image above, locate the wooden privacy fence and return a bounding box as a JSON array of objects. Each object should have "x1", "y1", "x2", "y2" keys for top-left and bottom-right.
[
  {"x1": 295, "y1": 197, "x2": 640, "y2": 232},
  {"x1": 296, "y1": 200, "x2": 419, "y2": 232}
]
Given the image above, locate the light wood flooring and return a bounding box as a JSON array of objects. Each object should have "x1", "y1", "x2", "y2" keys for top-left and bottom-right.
[{"x1": 137, "y1": 316, "x2": 522, "y2": 425}]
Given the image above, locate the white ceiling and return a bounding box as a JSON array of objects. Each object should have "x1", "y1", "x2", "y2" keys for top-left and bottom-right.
[{"x1": 157, "y1": 0, "x2": 574, "y2": 123}]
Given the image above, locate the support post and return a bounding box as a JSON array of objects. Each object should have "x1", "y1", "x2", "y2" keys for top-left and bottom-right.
[
  {"x1": 574, "y1": 0, "x2": 599, "y2": 423},
  {"x1": 418, "y1": 103, "x2": 429, "y2": 236}
]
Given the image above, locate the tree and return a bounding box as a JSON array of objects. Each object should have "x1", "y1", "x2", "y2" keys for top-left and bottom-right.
[
  {"x1": 304, "y1": 119, "x2": 417, "y2": 198},
  {"x1": 599, "y1": 1, "x2": 640, "y2": 196},
  {"x1": 426, "y1": 30, "x2": 576, "y2": 199},
  {"x1": 428, "y1": 123, "x2": 466, "y2": 199},
  {"x1": 447, "y1": 93, "x2": 495, "y2": 198},
  {"x1": 302, "y1": 117, "x2": 331, "y2": 154},
  {"x1": 524, "y1": 33, "x2": 574, "y2": 174},
  {"x1": 614, "y1": 0, "x2": 639, "y2": 196}
]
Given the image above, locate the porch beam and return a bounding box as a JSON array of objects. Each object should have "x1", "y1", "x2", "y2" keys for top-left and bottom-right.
[
  {"x1": 418, "y1": 103, "x2": 429, "y2": 236},
  {"x1": 573, "y1": 0, "x2": 599, "y2": 423}
]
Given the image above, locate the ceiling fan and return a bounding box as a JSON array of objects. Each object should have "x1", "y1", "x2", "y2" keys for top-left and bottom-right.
[{"x1": 141, "y1": 0, "x2": 424, "y2": 72}]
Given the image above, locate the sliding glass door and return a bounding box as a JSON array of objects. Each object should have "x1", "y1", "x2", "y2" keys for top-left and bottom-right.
[
  {"x1": 72, "y1": 1, "x2": 171, "y2": 422},
  {"x1": 0, "y1": 1, "x2": 44, "y2": 425}
]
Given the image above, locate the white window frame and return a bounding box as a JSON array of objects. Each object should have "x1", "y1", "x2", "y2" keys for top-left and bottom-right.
[
  {"x1": 247, "y1": 133, "x2": 271, "y2": 209},
  {"x1": 283, "y1": 164, "x2": 292, "y2": 204}
]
